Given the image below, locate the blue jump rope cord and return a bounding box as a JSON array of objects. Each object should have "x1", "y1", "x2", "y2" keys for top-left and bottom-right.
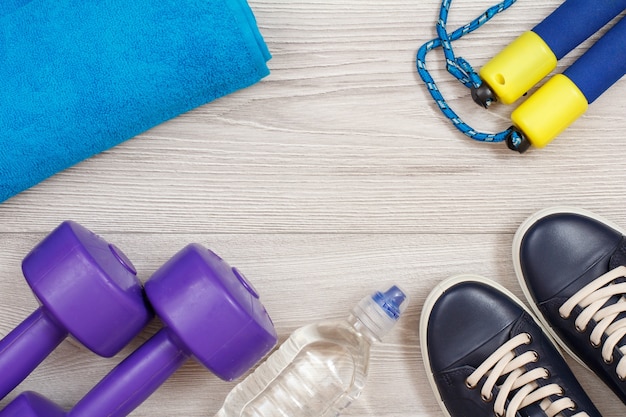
[{"x1": 416, "y1": 0, "x2": 524, "y2": 150}]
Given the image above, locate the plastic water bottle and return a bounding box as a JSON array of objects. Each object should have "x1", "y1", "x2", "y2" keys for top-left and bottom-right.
[{"x1": 214, "y1": 285, "x2": 408, "y2": 417}]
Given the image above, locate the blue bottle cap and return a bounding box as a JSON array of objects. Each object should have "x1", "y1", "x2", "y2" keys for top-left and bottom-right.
[{"x1": 372, "y1": 285, "x2": 407, "y2": 320}]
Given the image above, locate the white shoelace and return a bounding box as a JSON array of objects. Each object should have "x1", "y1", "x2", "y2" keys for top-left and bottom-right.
[
  {"x1": 559, "y1": 265, "x2": 626, "y2": 380},
  {"x1": 465, "y1": 333, "x2": 588, "y2": 417}
]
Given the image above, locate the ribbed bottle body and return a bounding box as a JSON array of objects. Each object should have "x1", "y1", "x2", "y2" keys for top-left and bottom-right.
[{"x1": 215, "y1": 320, "x2": 371, "y2": 417}]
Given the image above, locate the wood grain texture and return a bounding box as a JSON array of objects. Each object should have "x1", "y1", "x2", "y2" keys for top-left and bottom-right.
[{"x1": 0, "y1": 0, "x2": 625, "y2": 416}]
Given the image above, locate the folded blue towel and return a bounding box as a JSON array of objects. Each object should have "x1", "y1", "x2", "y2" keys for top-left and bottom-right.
[{"x1": 0, "y1": 0, "x2": 271, "y2": 202}]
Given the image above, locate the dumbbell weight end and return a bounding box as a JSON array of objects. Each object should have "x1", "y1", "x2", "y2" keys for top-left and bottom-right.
[{"x1": 0, "y1": 391, "x2": 65, "y2": 417}]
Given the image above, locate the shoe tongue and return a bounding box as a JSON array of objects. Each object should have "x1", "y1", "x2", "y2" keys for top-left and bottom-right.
[
  {"x1": 601, "y1": 237, "x2": 626, "y2": 352},
  {"x1": 609, "y1": 236, "x2": 626, "y2": 270},
  {"x1": 517, "y1": 402, "x2": 545, "y2": 417}
]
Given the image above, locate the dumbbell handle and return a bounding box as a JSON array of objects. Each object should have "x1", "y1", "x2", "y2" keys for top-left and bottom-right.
[
  {"x1": 67, "y1": 328, "x2": 188, "y2": 417},
  {"x1": 0, "y1": 308, "x2": 66, "y2": 399}
]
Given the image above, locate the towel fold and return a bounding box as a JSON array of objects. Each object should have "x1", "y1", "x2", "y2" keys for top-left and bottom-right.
[{"x1": 0, "y1": 0, "x2": 271, "y2": 202}]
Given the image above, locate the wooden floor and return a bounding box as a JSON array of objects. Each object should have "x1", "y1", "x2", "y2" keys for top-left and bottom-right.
[{"x1": 1, "y1": 1, "x2": 625, "y2": 416}]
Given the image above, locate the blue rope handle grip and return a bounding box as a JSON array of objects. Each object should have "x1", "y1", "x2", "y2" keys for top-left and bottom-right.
[{"x1": 416, "y1": 0, "x2": 525, "y2": 151}]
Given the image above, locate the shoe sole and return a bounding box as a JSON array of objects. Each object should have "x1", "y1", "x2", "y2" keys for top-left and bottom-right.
[
  {"x1": 512, "y1": 206, "x2": 625, "y2": 373},
  {"x1": 419, "y1": 274, "x2": 560, "y2": 417}
]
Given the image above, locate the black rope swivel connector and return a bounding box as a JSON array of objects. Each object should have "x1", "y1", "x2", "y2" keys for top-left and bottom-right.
[
  {"x1": 471, "y1": 82, "x2": 496, "y2": 108},
  {"x1": 505, "y1": 126, "x2": 531, "y2": 153}
]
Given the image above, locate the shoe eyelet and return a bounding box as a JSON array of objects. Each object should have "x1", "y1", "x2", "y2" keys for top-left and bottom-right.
[
  {"x1": 494, "y1": 411, "x2": 503, "y2": 417},
  {"x1": 604, "y1": 356, "x2": 614, "y2": 365},
  {"x1": 532, "y1": 351, "x2": 539, "y2": 362},
  {"x1": 524, "y1": 333, "x2": 533, "y2": 344},
  {"x1": 575, "y1": 324, "x2": 586, "y2": 333},
  {"x1": 618, "y1": 374, "x2": 626, "y2": 382},
  {"x1": 465, "y1": 379, "x2": 475, "y2": 390},
  {"x1": 590, "y1": 339, "x2": 600, "y2": 348},
  {"x1": 481, "y1": 393, "x2": 493, "y2": 403},
  {"x1": 569, "y1": 403, "x2": 578, "y2": 411},
  {"x1": 543, "y1": 369, "x2": 551, "y2": 379}
]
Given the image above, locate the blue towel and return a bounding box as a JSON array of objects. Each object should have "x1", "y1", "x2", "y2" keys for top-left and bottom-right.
[{"x1": 0, "y1": 0, "x2": 271, "y2": 202}]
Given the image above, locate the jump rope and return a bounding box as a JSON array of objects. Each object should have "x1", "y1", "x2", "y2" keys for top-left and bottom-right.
[{"x1": 417, "y1": 0, "x2": 626, "y2": 152}]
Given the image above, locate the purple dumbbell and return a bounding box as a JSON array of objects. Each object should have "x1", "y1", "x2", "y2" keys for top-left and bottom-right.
[
  {"x1": 0, "y1": 243, "x2": 277, "y2": 417},
  {"x1": 0, "y1": 221, "x2": 152, "y2": 400}
]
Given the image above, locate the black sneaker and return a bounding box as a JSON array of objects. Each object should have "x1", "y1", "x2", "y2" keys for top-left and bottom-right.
[
  {"x1": 514, "y1": 207, "x2": 626, "y2": 405},
  {"x1": 420, "y1": 275, "x2": 601, "y2": 417}
]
